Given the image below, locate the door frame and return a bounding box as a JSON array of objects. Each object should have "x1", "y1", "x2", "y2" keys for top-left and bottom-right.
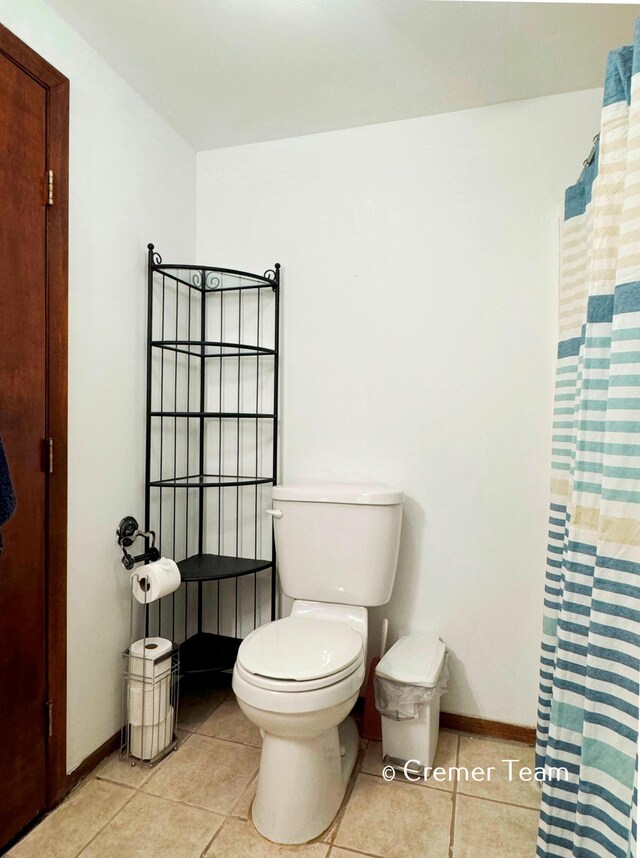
[{"x1": 0, "y1": 24, "x2": 69, "y2": 808}]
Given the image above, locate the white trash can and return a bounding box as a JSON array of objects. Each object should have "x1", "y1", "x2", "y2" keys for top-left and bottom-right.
[{"x1": 374, "y1": 632, "x2": 449, "y2": 778}]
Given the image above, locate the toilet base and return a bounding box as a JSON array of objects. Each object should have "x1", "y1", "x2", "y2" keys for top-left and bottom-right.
[{"x1": 252, "y1": 715, "x2": 359, "y2": 844}]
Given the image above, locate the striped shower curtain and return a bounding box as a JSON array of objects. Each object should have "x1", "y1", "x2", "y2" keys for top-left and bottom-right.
[{"x1": 536, "y1": 25, "x2": 640, "y2": 858}]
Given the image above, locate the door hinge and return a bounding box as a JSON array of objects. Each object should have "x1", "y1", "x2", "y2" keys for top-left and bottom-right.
[
  {"x1": 46, "y1": 701, "x2": 53, "y2": 738},
  {"x1": 46, "y1": 169, "x2": 54, "y2": 206},
  {"x1": 47, "y1": 437, "x2": 54, "y2": 474}
]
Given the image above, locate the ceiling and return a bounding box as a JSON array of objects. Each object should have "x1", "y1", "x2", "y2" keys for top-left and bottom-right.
[{"x1": 46, "y1": 0, "x2": 640, "y2": 150}]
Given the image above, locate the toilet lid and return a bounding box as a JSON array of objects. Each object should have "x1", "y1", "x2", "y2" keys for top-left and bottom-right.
[
  {"x1": 237, "y1": 616, "x2": 363, "y2": 681},
  {"x1": 234, "y1": 656, "x2": 363, "y2": 693}
]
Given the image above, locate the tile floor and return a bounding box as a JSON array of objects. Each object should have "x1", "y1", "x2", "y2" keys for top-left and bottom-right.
[{"x1": 8, "y1": 685, "x2": 540, "y2": 858}]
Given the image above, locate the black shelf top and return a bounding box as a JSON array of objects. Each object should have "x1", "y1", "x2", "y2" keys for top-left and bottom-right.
[
  {"x1": 148, "y1": 473, "x2": 273, "y2": 488},
  {"x1": 150, "y1": 411, "x2": 275, "y2": 420},
  {"x1": 179, "y1": 632, "x2": 242, "y2": 674},
  {"x1": 178, "y1": 553, "x2": 271, "y2": 582},
  {"x1": 151, "y1": 340, "x2": 276, "y2": 359}
]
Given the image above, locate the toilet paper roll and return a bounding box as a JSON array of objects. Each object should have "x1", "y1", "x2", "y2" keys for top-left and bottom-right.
[
  {"x1": 127, "y1": 674, "x2": 170, "y2": 726},
  {"x1": 130, "y1": 706, "x2": 174, "y2": 760},
  {"x1": 131, "y1": 557, "x2": 181, "y2": 605},
  {"x1": 128, "y1": 636, "x2": 173, "y2": 680},
  {"x1": 127, "y1": 637, "x2": 173, "y2": 726}
]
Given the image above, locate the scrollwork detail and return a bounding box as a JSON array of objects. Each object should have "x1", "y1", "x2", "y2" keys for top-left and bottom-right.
[
  {"x1": 147, "y1": 243, "x2": 162, "y2": 266},
  {"x1": 264, "y1": 263, "x2": 280, "y2": 282}
]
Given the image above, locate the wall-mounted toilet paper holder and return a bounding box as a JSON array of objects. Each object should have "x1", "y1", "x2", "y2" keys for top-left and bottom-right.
[{"x1": 116, "y1": 516, "x2": 160, "y2": 570}]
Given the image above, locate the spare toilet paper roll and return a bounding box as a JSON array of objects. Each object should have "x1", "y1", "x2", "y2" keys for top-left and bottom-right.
[
  {"x1": 127, "y1": 636, "x2": 173, "y2": 725},
  {"x1": 130, "y1": 557, "x2": 181, "y2": 605},
  {"x1": 128, "y1": 673, "x2": 170, "y2": 726},
  {"x1": 130, "y1": 705, "x2": 174, "y2": 760},
  {"x1": 128, "y1": 636, "x2": 173, "y2": 680}
]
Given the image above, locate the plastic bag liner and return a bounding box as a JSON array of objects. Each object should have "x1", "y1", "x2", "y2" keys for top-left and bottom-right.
[{"x1": 374, "y1": 651, "x2": 450, "y2": 722}]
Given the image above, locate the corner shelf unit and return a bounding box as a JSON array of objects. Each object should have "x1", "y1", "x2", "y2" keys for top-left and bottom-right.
[{"x1": 144, "y1": 244, "x2": 280, "y2": 675}]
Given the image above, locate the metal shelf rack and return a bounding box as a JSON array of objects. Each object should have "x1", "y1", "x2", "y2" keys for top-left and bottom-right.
[{"x1": 144, "y1": 244, "x2": 280, "y2": 675}]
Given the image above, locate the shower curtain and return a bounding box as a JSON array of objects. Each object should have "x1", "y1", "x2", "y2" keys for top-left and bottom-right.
[{"x1": 536, "y1": 23, "x2": 640, "y2": 858}]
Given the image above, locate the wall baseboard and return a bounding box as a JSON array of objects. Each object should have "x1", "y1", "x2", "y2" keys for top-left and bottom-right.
[
  {"x1": 66, "y1": 730, "x2": 120, "y2": 795},
  {"x1": 440, "y1": 712, "x2": 535, "y2": 746}
]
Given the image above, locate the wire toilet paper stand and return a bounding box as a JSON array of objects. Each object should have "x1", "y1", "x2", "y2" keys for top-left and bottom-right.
[{"x1": 118, "y1": 520, "x2": 180, "y2": 767}]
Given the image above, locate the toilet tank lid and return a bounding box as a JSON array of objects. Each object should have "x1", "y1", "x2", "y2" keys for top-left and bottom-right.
[
  {"x1": 272, "y1": 482, "x2": 403, "y2": 505},
  {"x1": 376, "y1": 632, "x2": 446, "y2": 688}
]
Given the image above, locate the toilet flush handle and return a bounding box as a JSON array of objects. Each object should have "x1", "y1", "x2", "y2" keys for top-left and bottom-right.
[{"x1": 265, "y1": 508, "x2": 283, "y2": 519}]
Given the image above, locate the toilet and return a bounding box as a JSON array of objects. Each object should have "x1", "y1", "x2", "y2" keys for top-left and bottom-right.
[{"x1": 232, "y1": 482, "x2": 403, "y2": 844}]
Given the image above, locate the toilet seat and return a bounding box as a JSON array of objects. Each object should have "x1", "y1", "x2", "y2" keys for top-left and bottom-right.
[
  {"x1": 235, "y1": 653, "x2": 363, "y2": 693},
  {"x1": 234, "y1": 615, "x2": 366, "y2": 715},
  {"x1": 233, "y1": 654, "x2": 365, "y2": 715},
  {"x1": 237, "y1": 615, "x2": 364, "y2": 684}
]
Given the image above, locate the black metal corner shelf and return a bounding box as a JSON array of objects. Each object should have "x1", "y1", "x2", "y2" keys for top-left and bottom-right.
[
  {"x1": 151, "y1": 340, "x2": 277, "y2": 359},
  {"x1": 178, "y1": 554, "x2": 272, "y2": 582},
  {"x1": 148, "y1": 474, "x2": 274, "y2": 489},
  {"x1": 147, "y1": 262, "x2": 278, "y2": 295},
  {"x1": 144, "y1": 244, "x2": 280, "y2": 675},
  {"x1": 149, "y1": 412, "x2": 275, "y2": 420},
  {"x1": 180, "y1": 632, "x2": 243, "y2": 674}
]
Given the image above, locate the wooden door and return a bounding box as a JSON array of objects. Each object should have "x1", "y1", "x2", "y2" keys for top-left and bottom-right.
[{"x1": 0, "y1": 27, "x2": 68, "y2": 850}]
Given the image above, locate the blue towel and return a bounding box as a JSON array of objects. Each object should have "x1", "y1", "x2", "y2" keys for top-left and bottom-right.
[{"x1": 0, "y1": 437, "x2": 16, "y2": 553}]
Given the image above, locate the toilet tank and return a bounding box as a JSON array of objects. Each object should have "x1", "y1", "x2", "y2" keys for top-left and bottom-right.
[{"x1": 269, "y1": 483, "x2": 403, "y2": 607}]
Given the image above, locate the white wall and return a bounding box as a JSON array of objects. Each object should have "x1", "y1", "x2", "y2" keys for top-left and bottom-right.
[
  {"x1": 197, "y1": 88, "x2": 603, "y2": 727},
  {"x1": 0, "y1": 0, "x2": 196, "y2": 770}
]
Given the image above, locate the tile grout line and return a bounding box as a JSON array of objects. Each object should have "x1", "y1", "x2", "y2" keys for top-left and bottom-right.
[
  {"x1": 195, "y1": 733, "x2": 262, "y2": 749},
  {"x1": 105, "y1": 784, "x2": 231, "y2": 815},
  {"x1": 448, "y1": 734, "x2": 460, "y2": 858},
  {"x1": 455, "y1": 791, "x2": 541, "y2": 813},
  {"x1": 72, "y1": 786, "x2": 140, "y2": 858},
  {"x1": 185, "y1": 726, "x2": 263, "y2": 750},
  {"x1": 142, "y1": 767, "x2": 260, "y2": 815},
  {"x1": 198, "y1": 814, "x2": 232, "y2": 857},
  {"x1": 328, "y1": 841, "x2": 386, "y2": 857},
  {"x1": 93, "y1": 776, "x2": 140, "y2": 791},
  {"x1": 228, "y1": 772, "x2": 258, "y2": 819},
  {"x1": 325, "y1": 740, "x2": 369, "y2": 848}
]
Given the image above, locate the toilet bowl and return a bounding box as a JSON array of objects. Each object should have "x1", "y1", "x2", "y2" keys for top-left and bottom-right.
[
  {"x1": 233, "y1": 482, "x2": 403, "y2": 844},
  {"x1": 232, "y1": 613, "x2": 366, "y2": 844}
]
